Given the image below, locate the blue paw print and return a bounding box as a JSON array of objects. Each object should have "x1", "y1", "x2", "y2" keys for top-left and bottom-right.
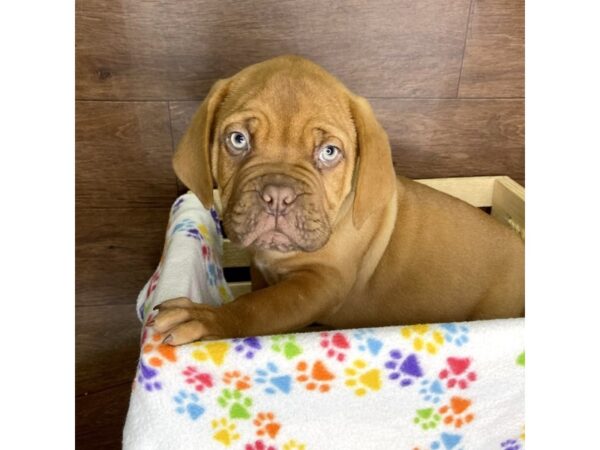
[
  {"x1": 440, "y1": 323, "x2": 469, "y2": 347},
  {"x1": 431, "y1": 432, "x2": 463, "y2": 450},
  {"x1": 137, "y1": 360, "x2": 162, "y2": 392},
  {"x1": 233, "y1": 336, "x2": 262, "y2": 359},
  {"x1": 173, "y1": 390, "x2": 205, "y2": 420},
  {"x1": 255, "y1": 362, "x2": 292, "y2": 395},
  {"x1": 384, "y1": 349, "x2": 424, "y2": 387},
  {"x1": 501, "y1": 439, "x2": 522, "y2": 450},
  {"x1": 419, "y1": 378, "x2": 445, "y2": 404},
  {"x1": 353, "y1": 329, "x2": 384, "y2": 356}
]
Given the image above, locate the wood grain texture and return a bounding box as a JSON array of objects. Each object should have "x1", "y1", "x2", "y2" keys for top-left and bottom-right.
[
  {"x1": 76, "y1": 208, "x2": 168, "y2": 306},
  {"x1": 170, "y1": 99, "x2": 524, "y2": 185},
  {"x1": 459, "y1": 0, "x2": 524, "y2": 97},
  {"x1": 76, "y1": 0, "x2": 471, "y2": 100},
  {"x1": 371, "y1": 98, "x2": 524, "y2": 184},
  {"x1": 76, "y1": 382, "x2": 132, "y2": 449},
  {"x1": 76, "y1": 304, "x2": 141, "y2": 396},
  {"x1": 76, "y1": 101, "x2": 176, "y2": 208}
]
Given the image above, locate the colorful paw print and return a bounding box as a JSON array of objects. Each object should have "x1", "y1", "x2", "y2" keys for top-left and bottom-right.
[
  {"x1": 500, "y1": 439, "x2": 522, "y2": 450},
  {"x1": 212, "y1": 417, "x2": 240, "y2": 446},
  {"x1": 296, "y1": 360, "x2": 335, "y2": 392},
  {"x1": 440, "y1": 323, "x2": 469, "y2": 347},
  {"x1": 182, "y1": 366, "x2": 214, "y2": 392},
  {"x1": 439, "y1": 357, "x2": 477, "y2": 389},
  {"x1": 210, "y1": 208, "x2": 224, "y2": 237},
  {"x1": 384, "y1": 349, "x2": 424, "y2": 387},
  {"x1": 438, "y1": 396, "x2": 474, "y2": 429},
  {"x1": 217, "y1": 389, "x2": 253, "y2": 420},
  {"x1": 400, "y1": 324, "x2": 445, "y2": 355},
  {"x1": 283, "y1": 439, "x2": 306, "y2": 450},
  {"x1": 173, "y1": 390, "x2": 205, "y2": 420},
  {"x1": 233, "y1": 337, "x2": 262, "y2": 359},
  {"x1": 344, "y1": 359, "x2": 382, "y2": 396},
  {"x1": 255, "y1": 362, "x2": 292, "y2": 395},
  {"x1": 244, "y1": 440, "x2": 277, "y2": 450},
  {"x1": 253, "y1": 412, "x2": 281, "y2": 439},
  {"x1": 142, "y1": 332, "x2": 177, "y2": 367},
  {"x1": 430, "y1": 432, "x2": 464, "y2": 450},
  {"x1": 223, "y1": 370, "x2": 252, "y2": 391},
  {"x1": 414, "y1": 407, "x2": 442, "y2": 430},
  {"x1": 419, "y1": 379, "x2": 446, "y2": 404},
  {"x1": 320, "y1": 331, "x2": 350, "y2": 362},
  {"x1": 136, "y1": 360, "x2": 162, "y2": 392},
  {"x1": 353, "y1": 329, "x2": 384, "y2": 356},
  {"x1": 516, "y1": 351, "x2": 525, "y2": 367},
  {"x1": 191, "y1": 341, "x2": 229, "y2": 366},
  {"x1": 271, "y1": 335, "x2": 303, "y2": 360},
  {"x1": 171, "y1": 196, "x2": 185, "y2": 213}
]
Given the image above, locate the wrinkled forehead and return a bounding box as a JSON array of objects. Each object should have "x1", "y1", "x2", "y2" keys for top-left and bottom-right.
[{"x1": 216, "y1": 64, "x2": 356, "y2": 143}]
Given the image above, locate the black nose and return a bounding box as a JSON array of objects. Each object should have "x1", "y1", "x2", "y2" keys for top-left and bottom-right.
[{"x1": 260, "y1": 184, "x2": 297, "y2": 214}]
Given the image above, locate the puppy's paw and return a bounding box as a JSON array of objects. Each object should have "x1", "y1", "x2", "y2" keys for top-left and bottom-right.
[{"x1": 152, "y1": 297, "x2": 230, "y2": 345}]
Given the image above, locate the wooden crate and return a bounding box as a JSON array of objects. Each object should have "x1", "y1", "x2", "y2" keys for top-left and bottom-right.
[{"x1": 220, "y1": 176, "x2": 525, "y2": 297}]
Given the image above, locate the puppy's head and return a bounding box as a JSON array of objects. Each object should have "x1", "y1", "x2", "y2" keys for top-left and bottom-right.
[{"x1": 174, "y1": 55, "x2": 396, "y2": 252}]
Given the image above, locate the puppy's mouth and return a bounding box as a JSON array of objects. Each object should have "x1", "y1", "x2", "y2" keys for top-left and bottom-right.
[{"x1": 222, "y1": 176, "x2": 331, "y2": 253}]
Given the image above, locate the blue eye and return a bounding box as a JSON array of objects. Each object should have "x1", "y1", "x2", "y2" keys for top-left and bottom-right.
[
  {"x1": 226, "y1": 131, "x2": 250, "y2": 153},
  {"x1": 318, "y1": 145, "x2": 342, "y2": 165}
]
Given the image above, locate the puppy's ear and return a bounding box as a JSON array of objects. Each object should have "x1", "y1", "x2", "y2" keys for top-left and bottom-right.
[
  {"x1": 173, "y1": 78, "x2": 231, "y2": 208},
  {"x1": 350, "y1": 95, "x2": 397, "y2": 229}
]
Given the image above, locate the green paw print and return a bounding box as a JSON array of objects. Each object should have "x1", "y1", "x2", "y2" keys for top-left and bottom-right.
[
  {"x1": 271, "y1": 335, "x2": 303, "y2": 360},
  {"x1": 217, "y1": 389, "x2": 253, "y2": 420},
  {"x1": 413, "y1": 408, "x2": 442, "y2": 430},
  {"x1": 516, "y1": 351, "x2": 525, "y2": 366}
]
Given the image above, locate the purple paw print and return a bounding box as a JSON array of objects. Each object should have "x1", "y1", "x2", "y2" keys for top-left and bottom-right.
[
  {"x1": 501, "y1": 439, "x2": 522, "y2": 450},
  {"x1": 233, "y1": 337, "x2": 262, "y2": 359},
  {"x1": 171, "y1": 196, "x2": 185, "y2": 213},
  {"x1": 210, "y1": 208, "x2": 224, "y2": 237},
  {"x1": 384, "y1": 349, "x2": 423, "y2": 386},
  {"x1": 137, "y1": 360, "x2": 162, "y2": 392}
]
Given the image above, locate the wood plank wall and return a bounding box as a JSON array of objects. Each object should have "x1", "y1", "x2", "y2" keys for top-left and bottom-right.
[{"x1": 75, "y1": 0, "x2": 523, "y2": 447}]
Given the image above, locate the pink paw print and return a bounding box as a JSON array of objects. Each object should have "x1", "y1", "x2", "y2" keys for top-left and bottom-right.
[
  {"x1": 182, "y1": 366, "x2": 214, "y2": 392},
  {"x1": 320, "y1": 332, "x2": 350, "y2": 362},
  {"x1": 244, "y1": 440, "x2": 277, "y2": 450},
  {"x1": 439, "y1": 357, "x2": 477, "y2": 389}
]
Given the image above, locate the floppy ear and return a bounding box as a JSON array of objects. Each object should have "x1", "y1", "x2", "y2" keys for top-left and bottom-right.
[
  {"x1": 350, "y1": 95, "x2": 398, "y2": 229},
  {"x1": 173, "y1": 78, "x2": 231, "y2": 208}
]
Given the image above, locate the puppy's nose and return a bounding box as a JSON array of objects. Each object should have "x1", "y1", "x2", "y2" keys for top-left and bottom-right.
[{"x1": 260, "y1": 184, "x2": 297, "y2": 214}]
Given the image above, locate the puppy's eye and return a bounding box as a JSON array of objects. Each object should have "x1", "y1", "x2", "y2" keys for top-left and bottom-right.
[
  {"x1": 226, "y1": 131, "x2": 250, "y2": 154},
  {"x1": 317, "y1": 144, "x2": 343, "y2": 167}
]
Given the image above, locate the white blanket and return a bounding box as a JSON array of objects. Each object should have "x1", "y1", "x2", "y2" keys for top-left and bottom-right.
[{"x1": 123, "y1": 192, "x2": 525, "y2": 450}]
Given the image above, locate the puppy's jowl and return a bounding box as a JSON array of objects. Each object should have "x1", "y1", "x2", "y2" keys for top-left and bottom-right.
[{"x1": 153, "y1": 56, "x2": 524, "y2": 345}]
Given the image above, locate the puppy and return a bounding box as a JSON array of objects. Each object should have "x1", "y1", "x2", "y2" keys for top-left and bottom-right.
[{"x1": 153, "y1": 55, "x2": 524, "y2": 345}]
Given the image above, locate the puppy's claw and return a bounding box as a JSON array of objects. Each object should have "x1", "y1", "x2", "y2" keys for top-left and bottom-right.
[
  {"x1": 163, "y1": 321, "x2": 211, "y2": 346},
  {"x1": 158, "y1": 297, "x2": 195, "y2": 310},
  {"x1": 153, "y1": 307, "x2": 192, "y2": 333},
  {"x1": 162, "y1": 334, "x2": 173, "y2": 344}
]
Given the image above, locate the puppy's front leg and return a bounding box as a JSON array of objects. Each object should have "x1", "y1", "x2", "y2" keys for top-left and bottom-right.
[{"x1": 152, "y1": 269, "x2": 347, "y2": 345}]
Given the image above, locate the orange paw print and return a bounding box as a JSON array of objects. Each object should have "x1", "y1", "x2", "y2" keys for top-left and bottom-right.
[
  {"x1": 438, "y1": 396, "x2": 475, "y2": 428},
  {"x1": 253, "y1": 412, "x2": 281, "y2": 439},
  {"x1": 296, "y1": 360, "x2": 335, "y2": 392},
  {"x1": 142, "y1": 333, "x2": 177, "y2": 367},
  {"x1": 223, "y1": 370, "x2": 252, "y2": 390}
]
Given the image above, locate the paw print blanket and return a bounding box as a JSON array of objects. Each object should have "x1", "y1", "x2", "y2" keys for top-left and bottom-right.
[{"x1": 123, "y1": 192, "x2": 525, "y2": 450}]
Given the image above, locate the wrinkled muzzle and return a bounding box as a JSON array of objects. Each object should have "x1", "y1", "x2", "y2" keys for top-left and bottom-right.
[{"x1": 222, "y1": 173, "x2": 331, "y2": 252}]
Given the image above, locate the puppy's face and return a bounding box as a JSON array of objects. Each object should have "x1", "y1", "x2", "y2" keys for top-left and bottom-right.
[
  {"x1": 215, "y1": 65, "x2": 357, "y2": 252},
  {"x1": 174, "y1": 56, "x2": 397, "y2": 253}
]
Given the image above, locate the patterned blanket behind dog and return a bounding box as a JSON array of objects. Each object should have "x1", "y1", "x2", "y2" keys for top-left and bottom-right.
[{"x1": 123, "y1": 192, "x2": 525, "y2": 450}]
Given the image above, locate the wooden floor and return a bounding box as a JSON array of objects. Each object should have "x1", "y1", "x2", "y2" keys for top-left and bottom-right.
[{"x1": 75, "y1": 0, "x2": 523, "y2": 447}]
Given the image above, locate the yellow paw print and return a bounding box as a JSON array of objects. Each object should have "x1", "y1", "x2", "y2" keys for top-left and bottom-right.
[
  {"x1": 344, "y1": 359, "x2": 382, "y2": 396},
  {"x1": 400, "y1": 324, "x2": 444, "y2": 354},
  {"x1": 211, "y1": 417, "x2": 240, "y2": 446},
  {"x1": 192, "y1": 341, "x2": 229, "y2": 366},
  {"x1": 283, "y1": 439, "x2": 306, "y2": 450},
  {"x1": 219, "y1": 285, "x2": 233, "y2": 303}
]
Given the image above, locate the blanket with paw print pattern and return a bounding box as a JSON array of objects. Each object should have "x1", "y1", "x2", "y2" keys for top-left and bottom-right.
[{"x1": 123, "y1": 192, "x2": 525, "y2": 450}]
